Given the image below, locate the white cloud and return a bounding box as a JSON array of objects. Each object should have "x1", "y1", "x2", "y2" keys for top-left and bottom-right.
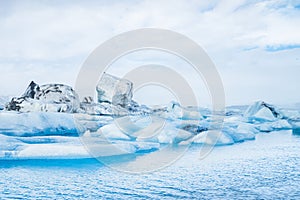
[{"x1": 0, "y1": 0, "x2": 299, "y2": 105}]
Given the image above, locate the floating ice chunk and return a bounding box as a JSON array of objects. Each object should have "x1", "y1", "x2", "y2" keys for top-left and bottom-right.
[
  {"x1": 256, "y1": 119, "x2": 292, "y2": 132},
  {"x1": 192, "y1": 130, "x2": 234, "y2": 145},
  {"x1": 223, "y1": 116, "x2": 246, "y2": 131},
  {"x1": 102, "y1": 116, "x2": 165, "y2": 143},
  {"x1": 0, "y1": 111, "x2": 80, "y2": 137},
  {"x1": 271, "y1": 119, "x2": 292, "y2": 130},
  {"x1": 236, "y1": 123, "x2": 259, "y2": 134},
  {"x1": 16, "y1": 144, "x2": 90, "y2": 159},
  {"x1": 111, "y1": 116, "x2": 193, "y2": 144},
  {"x1": 256, "y1": 123, "x2": 273, "y2": 132},
  {"x1": 156, "y1": 126, "x2": 193, "y2": 144},
  {"x1": 6, "y1": 81, "x2": 80, "y2": 113},
  {"x1": 244, "y1": 101, "x2": 282, "y2": 122},
  {"x1": 165, "y1": 101, "x2": 203, "y2": 120},
  {"x1": 83, "y1": 116, "x2": 166, "y2": 142},
  {"x1": 254, "y1": 107, "x2": 276, "y2": 121},
  {"x1": 92, "y1": 123, "x2": 132, "y2": 141},
  {"x1": 0, "y1": 134, "x2": 92, "y2": 160},
  {"x1": 224, "y1": 116, "x2": 242, "y2": 123},
  {"x1": 80, "y1": 136, "x2": 137, "y2": 157},
  {"x1": 222, "y1": 126, "x2": 255, "y2": 142},
  {"x1": 0, "y1": 133, "x2": 159, "y2": 160},
  {"x1": 96, "y1": 73, "x2": 133, "y2": 107}
]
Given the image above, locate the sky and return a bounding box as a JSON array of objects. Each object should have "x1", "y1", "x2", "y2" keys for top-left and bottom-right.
[{"x1": 0, "y1": 0, "x2": 299, "y2": 106}]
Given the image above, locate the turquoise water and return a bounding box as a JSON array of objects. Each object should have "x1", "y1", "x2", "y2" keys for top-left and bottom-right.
[{"x1": 1, "y1": 130, "x2": 300, "y2": 199}]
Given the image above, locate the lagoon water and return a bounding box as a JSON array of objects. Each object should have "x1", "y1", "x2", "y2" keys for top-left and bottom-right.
[{"x1": 1, "y1": 130, "x2": 299, "y2": 199}]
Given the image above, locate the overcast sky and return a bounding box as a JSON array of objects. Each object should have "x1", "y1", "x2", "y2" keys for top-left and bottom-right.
[{"x1": 0, "y1": 0, "x2": 299, "y2": 106}]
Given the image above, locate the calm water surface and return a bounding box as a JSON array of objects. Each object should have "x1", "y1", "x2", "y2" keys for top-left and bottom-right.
[{"x1": 1, "y1": 130, "x2": 300, "y2": 199}]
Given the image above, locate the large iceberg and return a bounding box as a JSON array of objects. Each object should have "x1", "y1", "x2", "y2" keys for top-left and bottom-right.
[{"x1": 6, "y1": 81, "x2": 80, "y2": 113}]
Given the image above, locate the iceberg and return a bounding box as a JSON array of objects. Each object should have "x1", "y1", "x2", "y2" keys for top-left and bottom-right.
[
  {"x1": 244, "y1": 101, "x2": 283, "y2": 122},
  {"x1": 87, "y1": 124, "x2": 132, "y2": 141},
  {"x1": 96, "y1": 73, "x2": 133, "y2": 108},
  {"x1": 156, "y1": 126, "x2": 193, "y2": 144},
  {"x1": 167, "y1": 101, "x2": 203, "y2": 120},
  {"x1": 6, "y1": 81, "x2": 80, "y2": 113},
  {"x1": 191, "y1": 130, "x2": 234, "y2": 146},
  {"x1": 222, "y1": 127, "x2": 255, "y2": 142}
]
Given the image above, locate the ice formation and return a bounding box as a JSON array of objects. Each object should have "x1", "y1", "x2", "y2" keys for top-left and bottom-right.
[
  {"x1": 244, "y1": 101, "x2": 282, "y2": 122},
  {"x1": 6, "y1": 81, "x2": 80, "y2": 113},
  {"x1": 0, "y1": 73, "x2": 298, "y2": 160},
  {"x1": 96, "y1": 73, "x2": 133, "y2": 107}
]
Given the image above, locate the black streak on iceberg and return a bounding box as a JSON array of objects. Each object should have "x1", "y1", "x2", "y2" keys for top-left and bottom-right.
[{"x1": 6, "y1": 81, "x2": 80, "y2": 113}]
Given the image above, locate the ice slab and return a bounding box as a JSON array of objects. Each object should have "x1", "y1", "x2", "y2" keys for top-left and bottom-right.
[
  {"x1": 191, "y1": 130, "x2": 234, "y2": 146},
  {"x1": 0, "y1": 132, "x2": 160, "y2": 160},
  {"x1": 0, "y1": 111, "x2": 80, "y2": 137}
]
